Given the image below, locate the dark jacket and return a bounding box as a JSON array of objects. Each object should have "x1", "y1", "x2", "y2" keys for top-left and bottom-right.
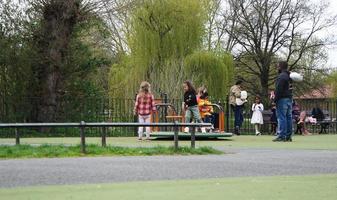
[
  {"x1": 271, "y1": 107, "x2": 277, "y2": 122},
  {"x1": 312, "y1": 107, "x2": 324, "y2": 121},
  {"x1": 184, "y1": 91, "x2": 198, "y2": 107},
  {"x1": 275, "y1": 70, "x2": 292, "y2": 102}
]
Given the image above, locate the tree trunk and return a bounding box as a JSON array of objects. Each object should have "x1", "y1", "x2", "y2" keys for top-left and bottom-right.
[
  {"x1": 260, "y1": 67, "x2": 270, "y2": 106},
  {"x1": 34, "y1": 0, "x2": 80, "y2": 123}
]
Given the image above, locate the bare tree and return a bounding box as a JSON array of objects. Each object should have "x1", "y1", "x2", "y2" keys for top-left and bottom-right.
[
  {"x1": 204, "y1": 0, "x2": 238, "y2": 52},
  {"x1": 95, "y1": 0, "x2": 137, "y2": 54},
  {"x1": 225, "y1": 0, "x2": 336, "y2": 99}
]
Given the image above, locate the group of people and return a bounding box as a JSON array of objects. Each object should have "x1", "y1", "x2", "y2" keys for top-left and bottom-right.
[
  {"x1": 133, "y1": 80, "x2": 215, "y2": 140},
  {"x1": 293, "y1": 101, "x2": 329, "y2": 135},
  {"x1": 229, "y1": 80, "x2": 265, "y2": 136},
  {"x1": 134, "y1": 60, "x2": 311, "y2": 142},
  {"x1": 229, "y1": 61, "x2": 293, "y2": 141}
]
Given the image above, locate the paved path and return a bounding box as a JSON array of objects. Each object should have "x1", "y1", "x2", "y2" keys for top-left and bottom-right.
[{"x1": 1, "y1": 148, "x2": 337, "y2": 188}]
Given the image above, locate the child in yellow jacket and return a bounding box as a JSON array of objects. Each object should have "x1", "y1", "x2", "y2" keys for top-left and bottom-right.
[{"x1": 198, "y1": 92, "x2": 214, "y2": 131}]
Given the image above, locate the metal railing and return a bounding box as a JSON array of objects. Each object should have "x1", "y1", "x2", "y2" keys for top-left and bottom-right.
[
  {"x1": 1, "y1": 96, "x2": 336, "y2": 135},
  {"x1": 0, "y1": 122, "x2": 212, "y2": 153}
]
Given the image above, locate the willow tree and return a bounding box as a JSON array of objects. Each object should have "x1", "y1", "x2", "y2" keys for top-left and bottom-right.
[
  {"x1": 121, "y1": 0, "x2": 207, "y2": 98},
  {"x1": 184, "y1": 51, "x2": 234, "y2": 99}
]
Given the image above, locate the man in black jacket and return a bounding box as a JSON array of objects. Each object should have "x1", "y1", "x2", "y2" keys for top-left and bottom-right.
[{"x1": 273, "y1": 61, "x2": 293, "y2": 142}]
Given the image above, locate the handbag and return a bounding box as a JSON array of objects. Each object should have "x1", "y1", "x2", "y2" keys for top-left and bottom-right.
[{"x1": 235, "y1": 91, "x2": 248, "y2": 106}]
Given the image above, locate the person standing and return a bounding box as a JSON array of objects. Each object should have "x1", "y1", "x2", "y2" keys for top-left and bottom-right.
[
  {"x1": 270, "y1": 102, "x2": 278, "y2": 135},
  {"x1": 229, "y1": 80, "x2": 244, "y2": 135},
  {"x1": 134, "y1": 81, "x2": 156, "y2": 141},
  {"x1": 272, "y1": 61, "x2": 293, "y2": 142},
  {"x1": 183, "y1": 81, "x2": 206, "y2": 133},
  {"x1": 251, "y1": 96, "x2": 264, "y2": 136}
]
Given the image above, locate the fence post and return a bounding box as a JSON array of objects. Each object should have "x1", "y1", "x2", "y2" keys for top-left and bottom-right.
[
  {"x1": 191, "y1": 125, "x2": 196, "y2": 149},
  {"x1": 134, "y1": 94, "x2": 138, "y2": 136},
  {"x1": 335, "y1": 98, "x2": 337, "y2": 133},
  {"x1": 80, "y1": 121, "x2": 86, "y2": 154},
  {"x1": 225, "y1": 96, "x2": 230, "y2": 132},
  {"x1": 102, "y1": 127, "x2": 107, "y2": 147},
  {"x1": 174, "y1": 121, "x2": 179, "y2": 150},
  {"x1": 15, "y1": 128, "x2": 20, "y2": 145},
  {"x1": 163, "y1": 93, "x2": 168, "y2": 131}
]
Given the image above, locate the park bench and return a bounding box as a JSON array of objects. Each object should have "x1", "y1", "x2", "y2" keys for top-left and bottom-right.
[
  {"x1": 261, "y1": 110, "x2": 276, "y2": 134},
  {"x1": 305, "y1": 110, "x2": 335, "y2": 134},
  {"x1": 261, "y1": 109, "x2": 336, "y2": 134}
]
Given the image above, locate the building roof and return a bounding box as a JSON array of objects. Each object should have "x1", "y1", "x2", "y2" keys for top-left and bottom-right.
[{"x1": 296, "y1": 85, "x2": 333, "y2": 99}]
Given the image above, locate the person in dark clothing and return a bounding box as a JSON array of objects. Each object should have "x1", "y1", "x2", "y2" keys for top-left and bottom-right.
[
  {"x1": 311, "y1": 105, "x2": 329, "y2": 134},
  {"x1": 270, "y1": 103, "x2": 278, "y2": 135},
  {"x1": 272, "y1": 61, "x2": 293, "y2": 142},
  {"x1": 183, "y1": 80, "x2": 205, "y2": 133}
]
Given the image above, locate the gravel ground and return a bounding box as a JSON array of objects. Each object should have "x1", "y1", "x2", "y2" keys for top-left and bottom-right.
[{"x1": 1, "y1": 148, "x2": 337, "y2": 188}]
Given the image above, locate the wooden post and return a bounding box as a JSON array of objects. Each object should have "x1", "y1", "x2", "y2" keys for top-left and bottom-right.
[
  {"x1": 80, "y1": 121, "x2": 86, "y2": 154},
  {"x1": 191, "y1": 126, "x2": 196, "y2": 149},
  {"x1": 174, "y1": 121, "x2": 179, "y2": 150},
  {"x1": 102, "y1": 127, "x2": 107, "y2": 147},
  {"x1": 15, "y1": 128, "x2": 20, "y2": 145}
]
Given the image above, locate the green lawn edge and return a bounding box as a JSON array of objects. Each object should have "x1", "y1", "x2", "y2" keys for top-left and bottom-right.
[
  {"x1": 1, "y1": 135, "x2": 336, "y2": 150},
  {"x1": 0, "y1": 144, "x2": 223, "y2": 159}
]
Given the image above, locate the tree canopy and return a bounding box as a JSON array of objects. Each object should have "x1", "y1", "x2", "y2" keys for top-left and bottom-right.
[{"x1": 0, "y1": 0, "x2": 336, "y2": 124}]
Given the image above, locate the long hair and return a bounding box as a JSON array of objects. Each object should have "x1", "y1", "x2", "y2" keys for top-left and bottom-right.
[
  {"x1": 138, "y1": 81, "x2": 151, "y2": 96},
  {"x1": 184, "y1": 80, "x2": 196, "y2": 94},
  {"x1": 255, "y1": 95, "x2": 261, "y2": 104}
]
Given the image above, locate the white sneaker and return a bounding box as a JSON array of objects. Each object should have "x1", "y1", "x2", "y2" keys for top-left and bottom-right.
[
  {"x1": 201, "y1": 127, "x2": 206, "y2": 133},
  {"x1": 184, "y1": 127, "x2": 189, "y2": 133}
]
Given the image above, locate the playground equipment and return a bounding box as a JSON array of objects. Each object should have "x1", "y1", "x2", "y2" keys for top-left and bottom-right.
[{"x1": 150, "y1": 100, "x2": 233, "y2": 139}]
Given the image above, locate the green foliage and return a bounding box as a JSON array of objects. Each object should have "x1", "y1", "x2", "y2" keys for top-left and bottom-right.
[
  {"x1": 63, "y1": 20, "x2": 112, "y2": 98},
  {"x1": 0, "y1": 144, "x2": 222, "y2": 158},
  {"x1": 109, "y1": 54, "x2": 140, "y2": 98},
  {"x1": 129, "y1": 0, "x2": 206, "y2": 67},
  {"x1": 109, "y1": 0, "x2": 208, "y2": 98},
  {"x1": 0, "y1": 6, "x2": 35, "y2": 122},
  {"x1": 184, "y1": 51, "x2": 234, "y2": 99},
  {"x1": 0, "y1": 1, "x2": 113, "y2": 123}
]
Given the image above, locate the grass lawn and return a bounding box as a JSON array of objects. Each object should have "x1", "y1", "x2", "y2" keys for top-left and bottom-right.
[
  {"x1": 1, "y1": 134, "x2": 336, "y2": 150},
  {"x1": 0, "y1": 145, "x2": 222, "y2": 159},
  {"x1": 1, "y1": 175, "x2": 336, "y2": 200}
]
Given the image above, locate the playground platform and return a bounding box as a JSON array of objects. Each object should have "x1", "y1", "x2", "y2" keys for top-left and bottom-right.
[{"x1": 150, "y1": 131, "x2": 233, "y2": 139}]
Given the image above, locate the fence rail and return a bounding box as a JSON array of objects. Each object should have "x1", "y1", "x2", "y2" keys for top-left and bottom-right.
[
  {"x1": 0, "y1": 122, "x2": 212, "y2": 152},
  {"x1": 0, "y1": 96, "x2": 336, "y2": 136}
]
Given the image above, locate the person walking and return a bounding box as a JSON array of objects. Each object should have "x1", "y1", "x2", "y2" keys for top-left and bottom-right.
[
  {"x1": 272, "y1": 61, "x2": 293, "y2": 142},
  {"x1": 229, "y1": 80, "x2": 245, "y2": 135}
]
